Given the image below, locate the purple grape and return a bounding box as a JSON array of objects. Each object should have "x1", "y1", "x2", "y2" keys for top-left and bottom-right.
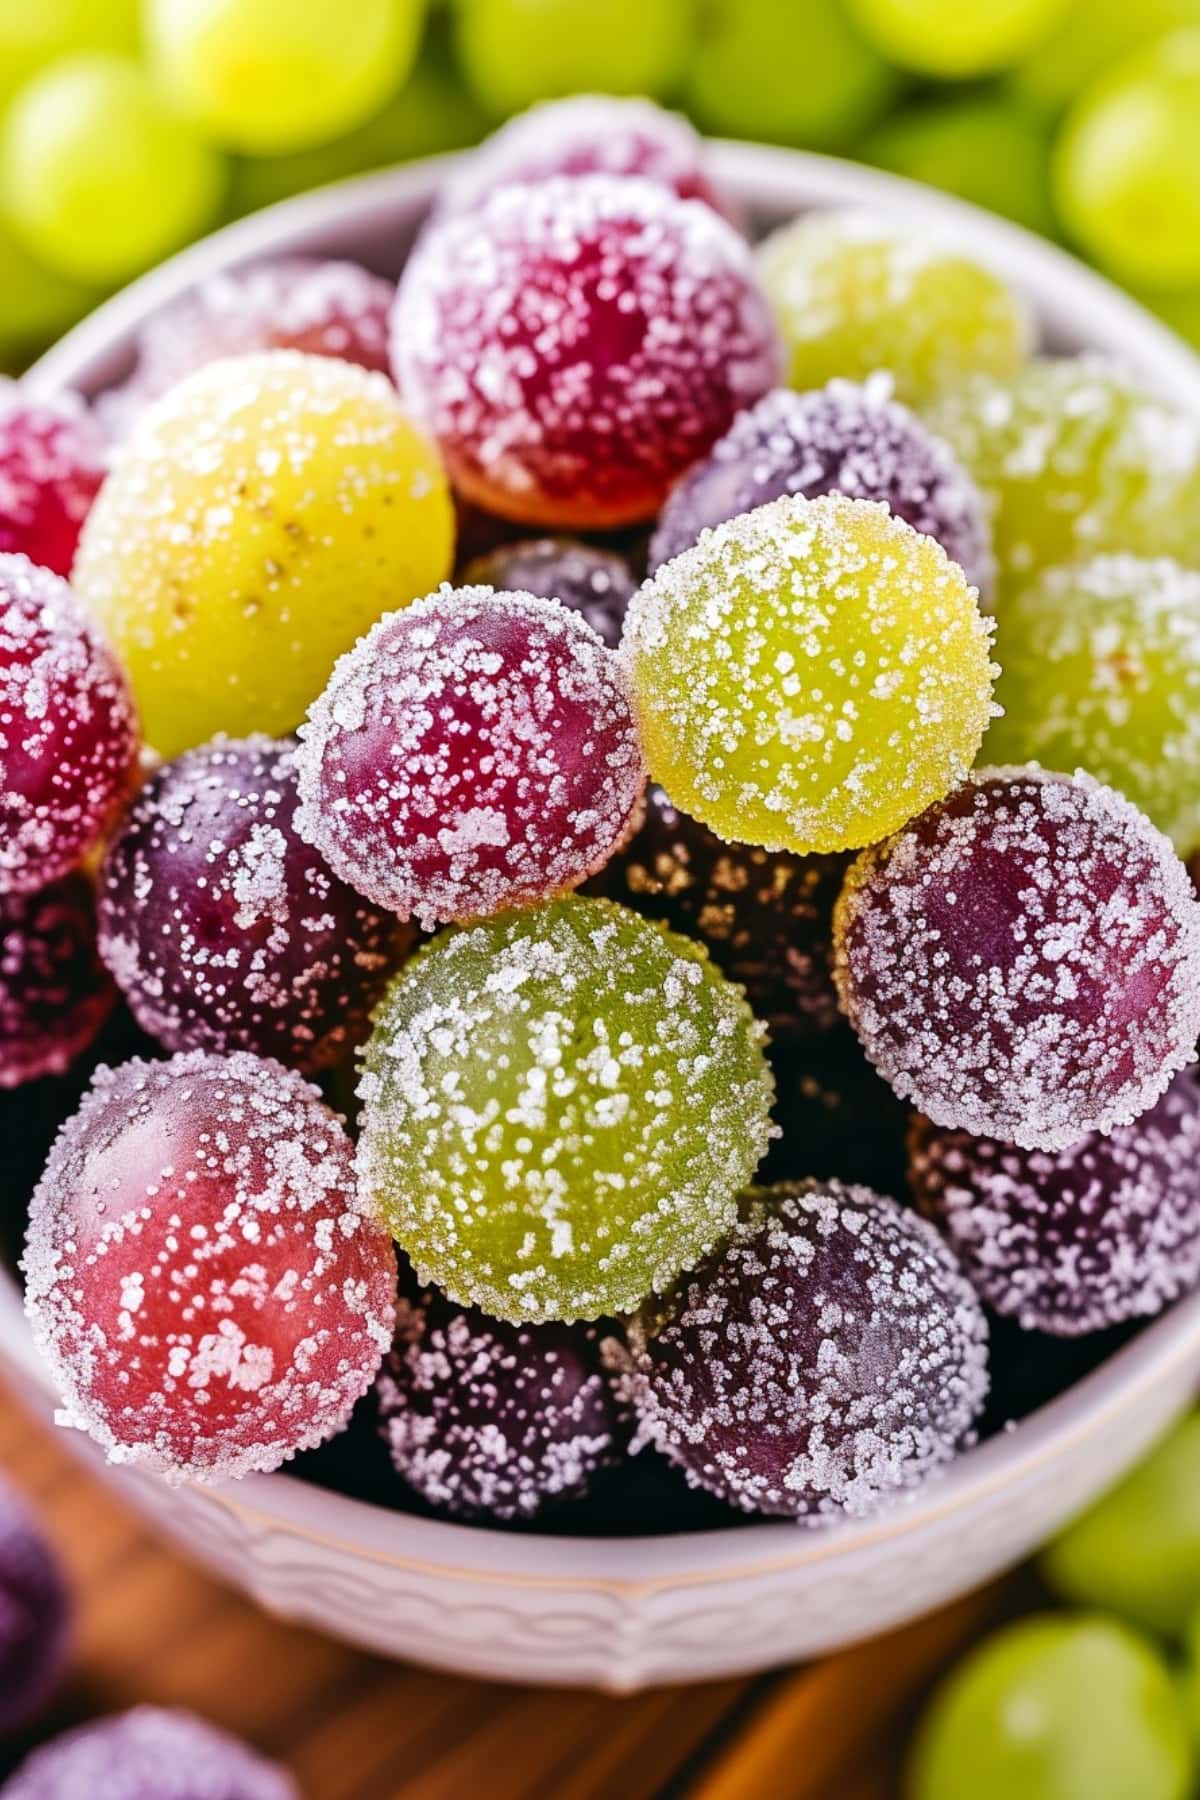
[
  {"x1": 1, "y1": 874, "x2": 115, "y2": 1089},
  {"x1": 649, "y1": 380, "x2": 994, "y2": 597},
  {"x1": 98, "y1": 736, "x2": 412, "y2": 1072},
  {"x1": 835, "y1": 768, "x2": 1200, "y2": 1151},
  {"x1": 0, "y1": 1476, "x2": 69, "y2": 1733},
  {"x1": 0, "y1": 1707, "x2": 298, "y2": 1799},
  {"x1": 910, "y1": 1072, "x2": 1200, "y2": 1336},
  {"x1": 462, "y1": 538, "x2": 636, "y2": 648},
  {"x1": 610, "y1": 1180, "x2": 989, "y2": 1522},
  {"x1": 588, "y1": 785, "x2": 847, "y2": 1040}
]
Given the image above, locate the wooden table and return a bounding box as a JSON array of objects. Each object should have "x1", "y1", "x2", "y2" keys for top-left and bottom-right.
[{"x1": 0, "y1": 1380, "x2": 1000, "y2": 1799}]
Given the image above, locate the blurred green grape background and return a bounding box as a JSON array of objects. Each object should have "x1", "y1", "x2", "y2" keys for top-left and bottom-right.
[{"x1": 2, "y1": 0, "x2": 1200, "y2": 371}]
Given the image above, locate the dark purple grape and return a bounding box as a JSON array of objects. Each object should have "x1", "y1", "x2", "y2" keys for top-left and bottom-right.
[
  {"x1": 610, "y1": 1180, "x2": 989, "y2": 1522},
  {"x1": 588, "y1": 785, "x2": 847, "y2": 1041},
  {"x1": 649, "y1": 380, "x2": 994, "y2": 597},
  {"x1": 1, "y1": 1707, "x2": 297, "y2": 1799},
  {"x1": 0, "y1": 1475, "x2": 69, "y2": 1732},
  {"x1": 462, "y1": 537, "x2": 637, "y2": 648},
  {"x1": 909, "y1": 1072, "x2": 1200, "y2": 1336},
  {"x1": 98, "y1": 736, "x2": 413, "y2": 1072},
  {"x1": 1, "y1": 873, "x2": 115, "y2": 1089}
]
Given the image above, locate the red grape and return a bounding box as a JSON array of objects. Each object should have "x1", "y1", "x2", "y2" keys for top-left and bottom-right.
[
  {"x1": 1, "y1": 873, "x2": 115, "y2": 1089},
  {"x1": 0, "y1": 391, "x2": 106, "y2": 578}
]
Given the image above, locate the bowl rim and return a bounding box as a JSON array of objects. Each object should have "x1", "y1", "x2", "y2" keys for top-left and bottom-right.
[{"x1": 12, "y1": 138, "x2": 1200, "y2": 1593}]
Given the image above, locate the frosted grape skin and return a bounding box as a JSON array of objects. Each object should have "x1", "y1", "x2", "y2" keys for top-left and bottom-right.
[
  {"x1": 0, "y1": 388, "x2": 107, "y2": 576},
  {"x1": 356, "y1": 896, "x2": 776, "y2": 1324},
  {"x1": 834, "y1": 767, "x2": 1200, "y2": 1151},
  {"x1": 1, "y1": 1706, "x2": 299, "y2": 1800},
  {"x1": 623, "y1": 492, "x2": 998, "y2": 855},
  {"x1": 462, "y1": 537, "x2": 636, "y2": 649},
  {"x1": 1, "y1": 872, "x2": 115, "y2": 1089},
  {"x1": 607, "y1": 1180, "x2": 989, "y2": 1522}
]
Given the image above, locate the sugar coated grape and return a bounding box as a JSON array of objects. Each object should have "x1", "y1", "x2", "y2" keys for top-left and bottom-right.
[
  {"x1": 927, "y1": 357, "x2": 1200, "y2": 581},
  {"x1": 0, "y1": 389, "x2": 106, "y2": 576},
  {"x1": 73, "y1": 351, "x2": 453, "y2": 759},
  {"x1": 0, "y1": 1475, "x2": 69, "y2": 1732},
  {"x1": 376, "y1": 1271, "x2": 625, "y2": 1520},
  {"x1": 99, "y1": 737, "x2": 412, "y2": 1072},
  {"x1": 756, "y1": 210, "x2": 1031, "y2": 406},
  {"x1": 608, "y1": 1180, "x2": 988, "y2": 1521},
  {"x1": 461, "y1": 539, "x2": 636, "y2": 649},
  {"x1": 988, "y1": 555, "x2": 1200, "y2": 855},
  {"x1": 835, "y1": 767, "x2": 1200, "y2": 1151},
  {"x1": 1, "y1": 1706, "x2": 299, "y2": 1800},
  {"x1": 392, "y1": 175, "x2": 782, "y2": 529},
  {"x1": 907, "y1": 1615, "x2": 1192, "y2": 1800},
  {"x1": 624, "y1": 493, "x2": 996, "y2": 855},
  {"x1": 910, "y1": 1073, "x2": 1200, "y2": 1335},
  {"x1": 296, "y1": 586, "x2": 645, "y2": 929},
  {"x1": 0, "y1": 555, "x2": 138, "y2": 896},
  {"x1": 649, "y1": 378, "x2": 995, "y2": 597},
  {"x1": 357, "y1": 896, "x2": 775, "y2": 1322},
  {"x1": 2, "y1": 874, "x2": 115, "y2": 1089},
  {"x1": 437, "y1": 93, "x2": 736, "y2": 222},
  {"x1": 589, "y1": 785, "x2": 847, "y2": 1041},
  {"x1": 23, "y1": 1051, "x2": 396, "y2": 1481}
]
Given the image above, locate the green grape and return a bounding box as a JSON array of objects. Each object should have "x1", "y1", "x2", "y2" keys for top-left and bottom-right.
[
  {"x1": 0, "y1": 0, "x2": 137, "y2": 105},
  {"x1": 357, "y1": 896, "x2": 775, "y2": 1323},
  {"x1": 862, "y1": 94, "x2": 1057, "y2": 236},
  {"x1": 0, "y1": 215, "x2": 98, "y2": 370},
  {"x1": 452, "y1": 0, "x2": 694, "y2": 118},
  {"x1": 1011, "y1": 0, "x2": 1200, "y2": 115},
  {"x1": 756, "y1": 209, "x2": 1031, "y2": 406},
  {"x1": 623, "y1": 493, "x2": 996, "y2": 855},
  {"x1": 927, "y1": 358, "x2": 1200, "y2": 583},
  {"x1": 907, "y1": 1614, "x2": 1192, "y2": 1800},
  {"x1": 146, "y1": 0, "x2": 424, "y2": 155},
  {"x1": 1177, "y1": 1609, "x2": 1200, "y2": 1746},
  {"x1": 989, "y1": 555, "x2": 1200, "y2": 854},
  {"x1": 72, "y1": 350, "x2": 455, "y2": 758},
  {"x1": 847, "y1": 0, "x2": 1071, "y2": 78},
  {"x1": 684, "y1": 0, "x2": 897, "y2": 152},
  {"x1": 0, "y1": 55, "x2": 225, "y2": 287},
  {"x1": 1053, "y1": 31, "x2": 1200, "y2": 290},
  {"x1": 1042, "y1": 1414, "x2": 1200, "y2": 1636},
  {"x1": 1143, "y1": 285, "x2": 1200, "y2": 350}
]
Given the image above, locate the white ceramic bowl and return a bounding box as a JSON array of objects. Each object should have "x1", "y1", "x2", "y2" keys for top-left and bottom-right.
[{"x1": 7, "y1": 143, "x2": 1200, "y2": 1694}]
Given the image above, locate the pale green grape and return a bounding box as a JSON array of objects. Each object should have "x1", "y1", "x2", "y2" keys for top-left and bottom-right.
[
  {"x1": 685, "y1": 0, "x2": 896, "y2": 151},
  {"x1": 1042, "y1": 1414, "x2": 1200, "y2": 1636},
  {"x1": 1011, "y1": 0, "x2": 1200, "y2": 114},
  {"x1": 0, "y1": 216, "x2": 98, "y2": 369},
  {"x1": 847, "y1": 0, "x2": 1071, "y2": 78},
  {"x1": 863, "y1": 94, "x2": 1057, "y2": 236},
  {"x1": 907, "y1": 1615, "x2": 1192, "y2": 1800},
  {"x1": 0, "y1": 55, "x2": 224, "y2": 286},
  {"x1": 1144, "y1": 285, "x2": 1200, "y2": 350},
  {"x1": 1054, "y1": 30, "x2": 1200, "y2": 290},
  {"x1": 0, "y1": 0, "x2": 137, "y2": 105},
  {"x1": 452, "y1": 0, "x2": 693, "y2": 117},
  {"x1": 146, "y1": 0, "x2": 424, "y2": 154}
]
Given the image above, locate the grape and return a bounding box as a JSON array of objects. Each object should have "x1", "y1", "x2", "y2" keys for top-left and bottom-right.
[
  {"x1": 685, "y1": 0, "x2": 896, "y2": 151},
  {"x1": 2, "y1": 1707, "x2": 299, "y2": 1800},
  {"x1": 1054, "y1": 31, "x2": 1200, "y2": 289},
  {"x1": 928, "y1": 357, "x2": 1200, "y2": 581},
  {"x1": 910, "y1": 1073, "x2": 1200, "y2": 1335},
  {"x1": 0, "y1": 1474, "x2": 69, "y2": 1732},
  {"x1": 907, "y1": 1615, "x2": 1192, "y2": 1800},
  {"x1": 648, "y1": 380, "x2": 995, "y2": 599},
  {"x1": 98, "y1": 736, "x2": 413, "y2": 1072},
  {"x1": 988, "y1": 555, "x2": 1200, "y2": 855},
  {"x1": 461, "y1": 539, "x2": 635, "y2": 648},
  {"x1": 376, "y1": 1269, "x2": 625, "y2": 1521},
  {"x1": 0, "y1": 389, "x2": 106, "y2": 576},
  {"x1": 1012, "y1": 0, "x2": 1200, "y2": 116},
  {"x1": 356, "y1": 896, "x2": 775, "y2": 1323},
  {"x1": 453, "y1": 0, "x2": 693, "y2": 117},
  {"x1": 862, "y1": 94, "x2": 1057, "y2": 236},
  {"x1": 0, "y1": 218, "x2": 97, "y2": 369},
  {"x1": 624, "y1": 493, "x2": 996, "y2": 854},
  {"x1": 23, "y1": 1050, "x2": 396, "y2": 1481},
  {"x1": 0, "y1": 55, "x2": 225, "y2": 286},
  {"x1": 2, "y1": 874, "x2": 115, "y2": 1089},
  {"x1": 608, "y1": 1180, "x2": 988, "y2": 1520},
  {"x1": 0, "y1": 0, "x2": 137, "y2": 105},
  {"x1": 757, "y1": 210, "x2": 1031, "y2": 407},
  {"x1": 72, "y1": 350, "x2": 454, "y2": 759},
  {"x1": 1145, "y1": 285, "x2": 1200, "y2": 350},
  {"x1": 392, "y1": 175, "x2": 781, "y2": 529},
  {"x1": 296, "y1": 586, "x2": 645, "y2": 928},
  {"x1": 0, "y1": 555, "x2": 138, "y2": 897},
  {"x1": 847, "y1": 0, "x2": 1072, "y2": 77},
  {"x1": 145, "y1": 0, "x2": 424, "y2": 155},
  {"x1": 1042, "y1": 1413, "x2": 1200, "y2": 1635},
  {"x1": 588, "y1": 785, "x2": 848, "y2": 1042},
  {"x1": 835, "y1": 768, "x2": 1200, "y2": 1151}
]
